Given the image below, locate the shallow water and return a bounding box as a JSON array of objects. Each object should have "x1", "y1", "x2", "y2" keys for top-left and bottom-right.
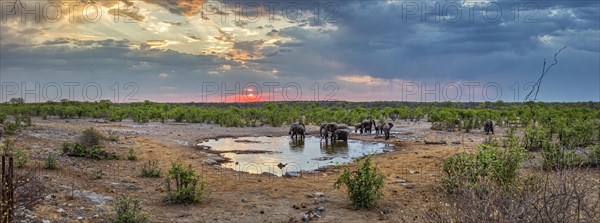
[{"x1": 197, "y1": 136, "x2": 392, "y2": 176}]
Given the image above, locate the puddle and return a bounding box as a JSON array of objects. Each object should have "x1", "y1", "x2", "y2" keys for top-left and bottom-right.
[{"x1": 196, "y1": 136, "x2": 393, "y2": 176}]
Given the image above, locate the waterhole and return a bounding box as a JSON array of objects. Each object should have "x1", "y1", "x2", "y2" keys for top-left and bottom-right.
[{"x1": 196, "y1": 136, "x2": 393, "y2": 176}]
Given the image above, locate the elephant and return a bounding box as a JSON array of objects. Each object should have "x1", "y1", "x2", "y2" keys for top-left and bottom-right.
[
  {"x1": 319, "y1": 123, "x2": 329, "y2": 138},
  {"x1": 320, "y1": 126, "x2": 329, "y2": 139},
  {"x1": 326, "y1": 123, "x2": 348, "y2": 141},
  {"x1": 289, "y1": 123, "x2": 305, "y2": 140},
  {"x1": 382, "y1": 123, "x2": 394, "y2": 140},
  {"x1": 390, "y1": 114, "x2": 398, "y2": 121},
  {"x1": 484, "y1": 120, "x2": 494, "y2": 134},
  {"x1": 375, "y1": 123, "x2": 384, "y2": 135},
  {"x1": 354, "y1": 123, "x2": 362, "y2": 133},
  {"x1": 360, "y1": 119, "x2": 376, "y2": 134},
  {"x1": 333, "y1": 129, "x2": 349, "y2": 141}
]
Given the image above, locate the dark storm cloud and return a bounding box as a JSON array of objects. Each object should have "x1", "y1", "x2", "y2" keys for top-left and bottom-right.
[{"x1": 269, "y1": 0, "x2": 598, "y2": 82}]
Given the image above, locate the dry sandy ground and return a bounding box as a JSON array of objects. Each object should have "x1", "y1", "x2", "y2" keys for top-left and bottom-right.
[{"x1": 10, "y1": 117, "x2": 493, "y2": 223}]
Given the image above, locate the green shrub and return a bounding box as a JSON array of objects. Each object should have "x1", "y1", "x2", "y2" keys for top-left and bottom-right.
[
  {"x1": 0, "y1": 112, "x2": 6, "y2": 123},
  {"x1": 62, "y1": 141, "x2": 118, "y2": 160},
  {"x1": 522, "y1": 125, "x2": 551, "y2": 151},
  {"x1": 78, "y1": 128, "x2": 105, "y2": 147},
  {"x1": 541, "y1": 143, "x2": 587, "y2": 170},
  {"x1": 442, "y1": 143, "x2": 526, "y2": 191},
  {"x1": 15, "y1": 149, "x2": 29, "y2": 168},
  {"x1": 140, "y1": 160, "x2": 161, "y2": 178},
  {"x1": 127, "y1": 148, "x2": 137, "y2": 161},
  {"x1": 589, "y1": 146, "x2": 600, "y2": 166},
  {"x1": 3, "y1": 122, "x2": 19, "y2": 135},
  {"x1": 334, "y1": 156, "x2": 386, "y2": 209},
  {"x1": 111, "y1": 196, "x2": 151, "y2": 223},
  {"x1": 44, "y1": 153, "x2": 59, "y2": 170},
  {"x1": 165, "y1": 160, "x2": 206, "y2": 204},
  {"x1": 22, "y1": 115, "x2": 32, "y2": 126}
]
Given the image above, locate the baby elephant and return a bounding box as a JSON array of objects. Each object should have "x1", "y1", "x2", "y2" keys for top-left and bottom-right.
[
  {"x1": 484, "y1": 120, "x2": 494, "y2": 134},
  {"x1": 319, "y1": 123, "x2": 329, "y2": 138},
  {"x1": 354, "y1": 123, "x2": 362, "y2": 133},
  {"x1": 375, "y1": 123, "x2": 384, "y2": 135},
  {"x1": 382, "y1": 123, "x2": 394, "y2": 140},
  {"x1": 289, "y1": 123, "x2": 305, "y2": 140},
  {"x1": 334, "y1": 129, "x2": 349, "y2": 141}
]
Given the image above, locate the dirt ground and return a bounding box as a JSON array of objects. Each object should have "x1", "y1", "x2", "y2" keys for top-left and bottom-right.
[{"x1": 10, "y1": 117, "x2": 495, "y2": 223}]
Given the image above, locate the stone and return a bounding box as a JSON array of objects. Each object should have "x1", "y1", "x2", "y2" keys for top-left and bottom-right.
[
  {"x1": 401, "y1": 183, "x2": 416, "y2": 189},
  {"x1": 42, "y1": 220, "x2": 51, "y2": 223},
  {"x1": 395, "y1": 179, "x2": 407, "y2": 183},
  {"x1": 284, "y1": 171, "x2": 301, "y2": 178}
]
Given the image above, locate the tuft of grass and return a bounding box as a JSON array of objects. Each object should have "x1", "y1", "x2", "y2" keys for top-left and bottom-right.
[
  {"x1": 127, "y1": 148, "x2": 137, "y2": 161},
  {"x1": 15, "y1": 149, "x2": 29, "y2": 168},
  {"x1": 139, "y1": 160, "x2": 161, "y2": 178},
  {"x1": 44, "y1": 153, "x2": 59, "y2": 170}
]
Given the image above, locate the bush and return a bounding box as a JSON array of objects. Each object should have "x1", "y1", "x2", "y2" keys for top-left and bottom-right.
[
  {"x1": 442, "y1": 143, "x2": 526, "y2": 191},
  {"x1": 62, "y1": 142, "x2": 118, "y2": 160},
  {"x1": 140, "y1": 160, "x2": 161, "y2": 178},
  {"x1": 3, "y1": 121, "x2": 19, "y2": 135},
  {"x1": 165, "y1": 160, "x2": 206, "y2": 204},
  {"x1": 44, "y1": 153, "x2": 59, "y2": 170},
  {"x1": 541, "y1": 143, "x2": 587, "y2": 170},
  {"x1": 589, "y1": 146, "x2": 600, "y2": 166},
  {"x1": 127, "y1": 148, "x2": 137, "y2": 161},
  {"x1": 78, "y1": 128, "x2": 105, "y2": 147},
  {"x1": 15, "y1": 149, "x2": 29, "y2": 168},
  {"x1": 0, "y1": 112, "x2": 6, "y2": 123},
  {"x1": 334, "y1": 156, "x2": 386, "y2": 209},
  {"x1": 111, "y1": 196, "x2": 150, "y2": 223}
]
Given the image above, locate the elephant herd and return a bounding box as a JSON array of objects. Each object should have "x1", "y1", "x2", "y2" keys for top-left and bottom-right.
[{"x1": 289, "y1": 119, "x2": 395, "y2": 142}]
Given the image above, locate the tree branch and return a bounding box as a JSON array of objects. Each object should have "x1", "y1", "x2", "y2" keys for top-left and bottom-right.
[{"x1": 524, "y1": 46, "x2": 567, "y2": 102}]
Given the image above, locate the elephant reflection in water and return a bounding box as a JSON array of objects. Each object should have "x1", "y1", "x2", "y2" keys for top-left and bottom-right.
[
  {"x1": 320, "y1": 140, "x2": 349, "y2": 155},
  {"x1": 289, "y1": 139, "x2": 305, "y2": 151}
]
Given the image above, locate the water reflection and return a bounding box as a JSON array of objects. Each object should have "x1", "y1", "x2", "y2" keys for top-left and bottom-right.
[{"x1": 197, "y1": 136, "x2": 391, "y2": 176}]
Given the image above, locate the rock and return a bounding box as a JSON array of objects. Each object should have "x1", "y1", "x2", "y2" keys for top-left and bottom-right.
[
  {"x1": 293, "y1": 204, "x2": 300, "y2": 210},
  {"x1": 284, "y1": 171, "x2": 301, "y2": 178},
  {"x1": 77, "y1": 216, "x2": 83, "y2": 220},
  {"x1": 451, "y1": 141, "x2": 462, "y2": 145},
  {"x1": 261, "y1": 172, "x2": 277, "y2": 177},
  {"x1": 203, "y1": 159, "x2": 218, "y2": 166},
  {"x1": 241, "y1": 198, "x2": 247, "y2": 203},
  {"x1": 302, "y1": 207, "x2": 325, "y2": 222},
  {"x1": 315, "y1": 192, "x2": 325, "y2": 197},
  {"x1": 409, "y1": 170, "x2": 419, "y2": 174},
  {"x1": 42, "y1": 220, "x2": 51, "y2": 223},
  {"x1": 306, "y1": 193, "x2": 314, "y2": 198},
  {"x1": 395, "y1": 179, "x2": 407, "y2": 183},
  {"x1": 57, "y1": 208, "x2": 64, "y2": 213},
  {"x1": 260, "y1": 210, "x2": 265, "y2": 214},
  {"x1": 401, "y1": 183, "x2": 416, "y2": 189}
]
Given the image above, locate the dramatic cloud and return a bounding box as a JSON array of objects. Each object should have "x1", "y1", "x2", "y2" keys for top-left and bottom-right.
[{"x1": 0, "y1": 0, "x2": 598, "y2": 102}]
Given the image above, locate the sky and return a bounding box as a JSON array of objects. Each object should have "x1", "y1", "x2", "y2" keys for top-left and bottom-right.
[{"x1": 0, "y1": 0, "x2": 599, "y2": 103}]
